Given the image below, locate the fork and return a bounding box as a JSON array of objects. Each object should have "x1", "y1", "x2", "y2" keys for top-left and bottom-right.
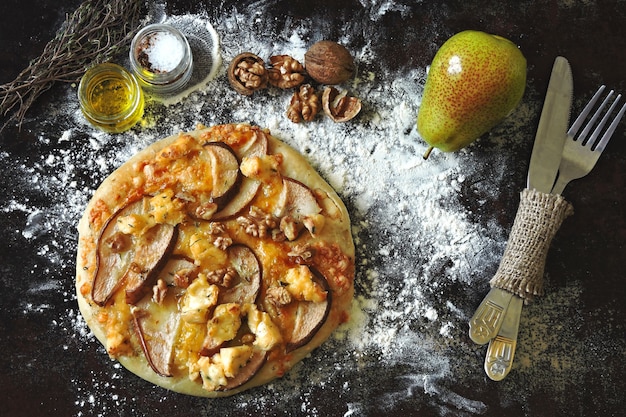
[
  {"x1": 551, "y1": 85, "x2": 626, "y2": 195},
  {"x1": 480, "y1": 84, "x2": 626, "y2": 381}
]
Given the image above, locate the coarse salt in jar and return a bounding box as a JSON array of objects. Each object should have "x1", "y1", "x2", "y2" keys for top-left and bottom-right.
[
  {"x1": 78, "y1": 63, "x2": 144, "y2": 133},
  {"x1": 129, "y1": 23, "x2": 193, "y2": 94}
]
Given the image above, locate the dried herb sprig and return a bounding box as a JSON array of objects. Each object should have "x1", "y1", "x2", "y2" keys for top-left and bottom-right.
[{"x1": 0, "y1": 0, "x2": 143, "y2": 131}]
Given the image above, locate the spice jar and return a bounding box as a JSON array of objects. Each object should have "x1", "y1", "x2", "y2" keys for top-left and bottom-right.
[
  {"x1": 129, "y1": 23, "x2": 194, "y2": 94},
  {"x1": 78, "y1": 63, "x2": 144, "y2": 133}
]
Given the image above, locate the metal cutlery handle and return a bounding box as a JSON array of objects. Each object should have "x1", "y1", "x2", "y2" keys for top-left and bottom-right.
[
  {"x1": 484, "y1": 295, "x2": 524, "y2": 381},
  {"x1": 469, "y1": 188, "x2": 573, "y2": 381},
  {"x1": 469, "y1": 288, "x2": 513, "y2": 345}
]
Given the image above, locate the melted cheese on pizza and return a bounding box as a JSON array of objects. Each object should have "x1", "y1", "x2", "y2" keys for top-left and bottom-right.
[{"x1": 80, "y1": 124, "x2": 354, "y2": 394}]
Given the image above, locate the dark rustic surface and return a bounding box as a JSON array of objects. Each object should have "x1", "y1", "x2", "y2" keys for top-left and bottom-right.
[{"x1": 1, "y1": 1, "x2": 625, "y2": 416}]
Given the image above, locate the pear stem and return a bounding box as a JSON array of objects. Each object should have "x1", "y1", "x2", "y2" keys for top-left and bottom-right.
[{"x1": 423, "y1": 146, "x2": 434, "y2": 160}]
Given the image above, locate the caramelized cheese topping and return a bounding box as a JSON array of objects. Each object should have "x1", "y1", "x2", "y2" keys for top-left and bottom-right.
[{"x1": 85, "y1": 124, "x2": 351, "y2": 393}]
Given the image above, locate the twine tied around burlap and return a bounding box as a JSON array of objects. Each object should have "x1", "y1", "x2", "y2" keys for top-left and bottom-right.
[{"x1": 489, "y1": 188, "x2": 574, "y2": 304}]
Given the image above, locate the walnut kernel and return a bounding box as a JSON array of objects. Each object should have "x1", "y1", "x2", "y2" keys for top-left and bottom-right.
[
  {"x1": 206, "y1": 267, "x2": 238, "y2": 288},
  {"x1": 152, "y1": 279, "x2": 168, "y2": 304},
  {"x1": 172, "y1": 267, "x2": 199, "y2": 288},
  {"x1": 266, "y1": 286, "x2": 293, "y2": 307},
  {"x1": 288, "y1": 244, "x2": 316, "y2": 264},
  {"x1": 228, "y1": 53, "x2": 268, "y2": 95},
  {"x1": 268, "y1": 55, "x2": 306, "y2": 89},
  {"x1": 287, "y1": 84, "x2": 320, "y2": 123}
]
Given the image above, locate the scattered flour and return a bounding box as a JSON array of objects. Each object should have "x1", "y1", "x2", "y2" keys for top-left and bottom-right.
[{"x1": 1, "y1": 1, "x2": 554, "y2": 416}]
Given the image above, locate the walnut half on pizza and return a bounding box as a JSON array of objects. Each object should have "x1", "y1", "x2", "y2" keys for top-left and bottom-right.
[{"x1": 75, "y1": 123, "x2": 354, "y2": 397}]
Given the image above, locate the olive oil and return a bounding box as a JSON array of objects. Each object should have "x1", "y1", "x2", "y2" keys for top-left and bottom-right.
[{"x1": 79, "y1": 63, "x2": 144, "y2": 133}]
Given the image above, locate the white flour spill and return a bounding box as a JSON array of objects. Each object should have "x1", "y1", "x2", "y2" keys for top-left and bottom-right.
[{"x1": 1, "y1": 1, "x2": 556, "y2": 416}]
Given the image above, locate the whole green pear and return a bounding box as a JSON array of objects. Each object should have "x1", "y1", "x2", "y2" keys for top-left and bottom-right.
[{"x1": 417, "y1": 30, "x2": 527, "y2": 159}]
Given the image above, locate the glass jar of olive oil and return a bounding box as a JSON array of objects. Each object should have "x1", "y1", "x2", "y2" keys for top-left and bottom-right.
[{"x1": 78, "y1": 63, "x2": 144, "y2": 133}]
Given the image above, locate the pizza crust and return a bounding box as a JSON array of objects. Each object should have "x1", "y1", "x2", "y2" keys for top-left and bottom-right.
[{"x1": 76, "y1": 123, "x2": 354, "y2": 397}]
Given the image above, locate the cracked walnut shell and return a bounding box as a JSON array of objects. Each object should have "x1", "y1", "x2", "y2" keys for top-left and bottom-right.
[
  {"x1": 287, "y1": 84, "x2": 320, "y2": 123},
  {"x1": 228, "y1": 53, "x2": 268, "y2": 95},
  {"x1": 322, "y1": 86, "x2": 362, "y2": 122},
  {"x1": 268, "y1": 55, "x2": 306, "y2": 89}
]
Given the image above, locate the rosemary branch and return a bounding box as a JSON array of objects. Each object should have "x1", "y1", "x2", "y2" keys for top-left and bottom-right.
[{"x1": 0, "y1": 0, "x2": 143, "y2": 130}]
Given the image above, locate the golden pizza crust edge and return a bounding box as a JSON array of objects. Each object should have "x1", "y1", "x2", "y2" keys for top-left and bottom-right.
[{"x1": 75, "y1": 123, "x2": 354, "y2": 397}]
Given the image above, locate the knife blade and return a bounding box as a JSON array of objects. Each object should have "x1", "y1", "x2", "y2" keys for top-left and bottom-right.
[{"x1": 527, "y1": 56, "x2": 573, "y2": 193}]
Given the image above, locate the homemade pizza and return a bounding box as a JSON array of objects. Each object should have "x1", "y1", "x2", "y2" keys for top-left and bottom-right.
[{"x1": 75, "y1": 123, "x2": 355, "y2": 397}]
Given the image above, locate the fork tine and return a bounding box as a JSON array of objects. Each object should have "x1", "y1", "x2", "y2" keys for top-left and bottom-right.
[
  {"x1": 588, "y1": 93, "x2": 622, "y2": 149},
  {"x1": 551, "y1": 85, "x2": 625, "y2": 196},
  {"x1": 568, "y1": 85, "x2": 606, "y2": 138},
  {"x1": 578, "y1": 89, "x2": 614, "y2": 144},
  {"x1": 594, "y1": 98, "x2": 626, "y2": 153}
]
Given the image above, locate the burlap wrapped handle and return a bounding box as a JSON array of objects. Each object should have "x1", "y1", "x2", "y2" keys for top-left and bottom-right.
[{"x1": 489, "y1": 188, "x2": 574, "y2": 304}]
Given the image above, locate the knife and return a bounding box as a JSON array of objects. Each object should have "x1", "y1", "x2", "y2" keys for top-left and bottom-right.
[
  {"x1": 484, "y1": 56, "x2": 573, "y2": 380},
  {"x1": 469, "y1": 56, "x2": 573, "y2": 379}
]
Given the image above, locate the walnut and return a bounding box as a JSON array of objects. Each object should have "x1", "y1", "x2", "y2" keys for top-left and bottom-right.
[
  {"x1": 207, "y1": 222, "x2": 227, "y2": 235},
  {"x1": 194, "y1": 201, "x2": 218, "y2": 220},
  {"x1": 287, "y1": 84, "x2": 320, "y2": 123},
  {"x1": 266, "y1": 286, "x2": 293, "y2": 307},
  {"x1": 322, "y1": 86, "x2": 362, "y2": 122},
  {"x1": 228, "y1": 53, "x2": 268, "y2": 95},
  {"x1": 206, "y1": 267, "x2": 238, "y2": 287},
  {"x1": 280, "y1": 215, "x2": 300, "y2": 241},
  {"x1": 237, "y1": 215, "x2": 262, "y2": 237},
  {"x1": 152, "y1": 279, "x2": 168, "y2": 304},
  {"x1": 222, "y1": 268, "x2": 238, "y2": 287},
  {"x1": 248, "y1": 206, "x2": 278, "y2": 229},
  {"x1": 172, "y1": 267, "x2": 199, "y2": 288},
  {"x1": 288, "y1": 244, "x2": 316, "y2": 264},
  {"x1": 271, "y1": 228, "x2": 287, "y2": 242},
  {"x1": 237, "y1": 206, "x2": 278, "y2": 238},
  {"x1": 212, "y1": 236, "x2": 232, "y2": 251},
  {"x1": 268, "y1": 55, "x2": 306, "y2": 89},
  {"x1": 304, "y1": 40, "x2": 355, "y2": 85}
]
